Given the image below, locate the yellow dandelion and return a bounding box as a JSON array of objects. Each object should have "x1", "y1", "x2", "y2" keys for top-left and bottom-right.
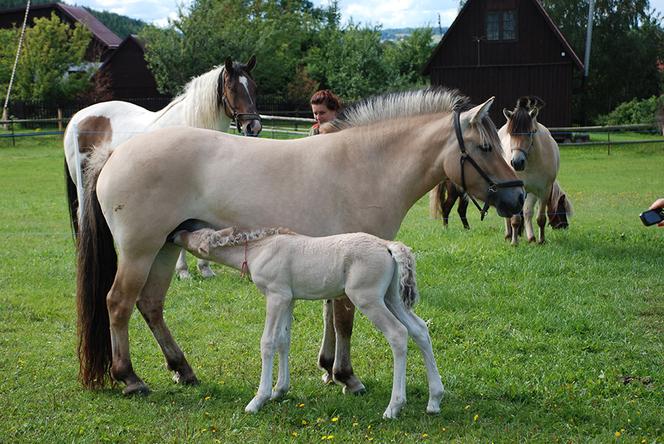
[
  {"x1": 474, "y1": 414, "x2": 479, "y2": 422},
  {"x1": 297, "y1": 403, "x2": 305, "y2": 408},
  {"x1": 353, "y1": 422, "x2": 359, "y2": 427},
  {"x1": 442, "y1": 428, "x2": 447, "y2": 432},
  {"x1": 331, "y1": 417, "x2": 339, "y2": 422},
  {"x1": 615, "y1": 431, "x2": 622, "y2": 438},
  {"x1": 422, "y1": 433, "x2": 429, "y2": 438},
  {"x1": 465, "y1": 404, "x2": 471, "y2": 410},
  {"x1": 292, "y1": 432, "x2": 298, "y2": 437},
  {"x1": 302, "y1": 420, "x2": 308, "y2": 425},
  {"x1": 204, "y1": 396, "x2": 211, "y2": 401}
]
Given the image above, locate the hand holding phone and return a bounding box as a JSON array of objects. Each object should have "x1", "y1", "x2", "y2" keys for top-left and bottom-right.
[{"x1": 640, "y1": 208, "x2": 664, "y2": 226}]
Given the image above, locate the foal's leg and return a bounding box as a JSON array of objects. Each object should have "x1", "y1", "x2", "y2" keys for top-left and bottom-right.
[
  {"x1": 384, "y1": 287, "x2": 444, "y2": 414},
  {"x1": 136, "y1": 243, "x2": 199, "y2": 385},
  {"x1": 350, "y1": 292, "x2": 409, "y2": 419},
  {"x1": 175, "y1": 249, "x2": 192, "y2": 280},
  {"x1": 272, "y1": 300, "x2": 295, "y2": 400},
  {"x1": 318, "y1": 300, "x2": 335, "y2": 384},
  {"x1": 107, "y1": 254, "x2": 155, "y2": 395},
  {"x1": 246, "y1": 291, "x2": 293, "y2": 413},
  {"x1": 458, "y1": 195, "x2": 470, "y2": 230},
  {"x1": 537, "y1": 188, "x2": 551, "y2": 244},
  {"x1": 331, "y1": 297, "x2": 366, "y2": 394},
  {"x1": 440, "y1": 183, "x2": 455, "y2": 228}
]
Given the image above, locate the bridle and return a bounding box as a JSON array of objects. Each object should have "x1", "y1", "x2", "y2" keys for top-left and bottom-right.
[
  {"x1": 220, "y1": 70, "x2": 261, "y2": 135},
  {"x1": 453, "y1": 111, "x2": 524, "y2": 220}
]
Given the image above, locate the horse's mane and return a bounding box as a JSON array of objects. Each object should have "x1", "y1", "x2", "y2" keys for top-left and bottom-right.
[
  {"x1": 202, "y1": 226, "x2": 296, "y2": 249},
  {"x1": 507, "y1": 96, "x2": 545, "y2": 135},
  {"x1": 328, "y1": 87, "x2": 468, "y2": 131}
]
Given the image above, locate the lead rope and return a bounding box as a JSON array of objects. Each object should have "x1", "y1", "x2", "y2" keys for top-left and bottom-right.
[
  {"x1": 240, "y1": 239, "x2": 249, "y2": 278},
  {"x1": 2, "y1": 0, "x2": 30, "y2": 121}
]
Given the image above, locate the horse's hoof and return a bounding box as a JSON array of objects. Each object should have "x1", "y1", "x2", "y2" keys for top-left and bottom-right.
[
  {"x1": 538, "y1": 238, "x2": 546, "y2": 245},
  {"x1": 199, "y1": 266, "x2": 216, "y2": 279},
  {"x1": 342, "y1": 384, "x2": 367, "y2": 396},
  {"x1": 321, "y1": 372, "x2": 334, "y2": 385},
  {"x1": 123, "y1": 382, "x2": 150, "y2": 396},
  {"x1": 382, "y1": 403, "x2": 404, "y2": 419},
  {"x1": 176, "y1": 270, "x2": 192, "y2": 280},
  {"x1": 173, "y1": 371, "x2": 199, "y2": 385},
  {"x1": 270, "y1": 388, "x2": 288, "y2": 400},
  {"x1": 528, "y1": 237, "x2": 537, "y2": 243}
]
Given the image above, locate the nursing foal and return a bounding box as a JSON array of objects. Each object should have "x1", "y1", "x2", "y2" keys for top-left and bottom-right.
[{"x1": 171, "y1": 226, "x2": 443, "y2": 419}]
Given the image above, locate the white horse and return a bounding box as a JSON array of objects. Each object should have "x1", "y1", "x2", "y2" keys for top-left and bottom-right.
[
  {"x1": 499, "y1": 97, "x2": 569, "y2": 245},
  {"x1": 171, "y1": 225, "x2": 443, "y2": 419},
  {"x1": 64, "y1": 56, "x2": 261, "y2": 278}
]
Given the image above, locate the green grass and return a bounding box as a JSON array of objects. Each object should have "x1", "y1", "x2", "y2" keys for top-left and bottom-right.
[{"x1": 1, "y1": 135, "x2": 663, "y2": 442}]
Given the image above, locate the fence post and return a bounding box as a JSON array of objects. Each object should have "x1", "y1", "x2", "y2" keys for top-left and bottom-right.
[
  {"x1": 607, "y1": 129, "x2": 611, "y2": 155},
  {"x1": 10, "y1": 117, "x2": 15, "y2": 146},
  {"x1": 57, "y1": 108, "x2": 63, "y2": 132}
]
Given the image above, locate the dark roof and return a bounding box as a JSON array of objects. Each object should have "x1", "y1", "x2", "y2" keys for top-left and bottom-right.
[
  {"x1": 0, "y1": 2, "x2": 121, "y2": 48},
  {"x1": 422, "y1": 0, "x2": 583, "y2": 74},
  {"x1": 99, "y1": 34, "x2": 144, "y2": 69}
]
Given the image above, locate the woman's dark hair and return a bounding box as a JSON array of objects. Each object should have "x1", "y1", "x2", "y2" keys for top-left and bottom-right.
[{"x1": 310, "y1": 90, "x2": 342, "y2": 111}]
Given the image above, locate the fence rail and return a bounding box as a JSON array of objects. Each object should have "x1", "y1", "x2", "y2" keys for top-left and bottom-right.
[{"x1": 2, "y1": 116, "x2": 664, "y2": 150}]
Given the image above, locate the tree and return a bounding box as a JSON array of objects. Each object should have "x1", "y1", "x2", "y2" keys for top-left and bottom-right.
[
  {"x1": 12, "y1": 12, "x2": 90, "y2": 103},
  {"x1": 383, "y1": 27, "x2": 435, "y2": 90},
  {"x1": 0, "y1": 27, "x2": 18, "y2": 101},
  {"x1": 541, "y1": 0, "x2": 664, "y2": 122}
]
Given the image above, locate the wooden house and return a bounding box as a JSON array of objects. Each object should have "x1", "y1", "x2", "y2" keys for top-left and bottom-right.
[{"x1": 422, "y1": 0, "x2": 583, "y2": 126}]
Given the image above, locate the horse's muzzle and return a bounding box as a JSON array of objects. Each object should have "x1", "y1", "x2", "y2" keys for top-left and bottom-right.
[{"x1": 493, "y1": 187, "x2": 525, "y2": 217}]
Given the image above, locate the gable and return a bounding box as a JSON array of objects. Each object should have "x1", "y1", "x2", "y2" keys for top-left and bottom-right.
[{"x1": 423, "y1": 0, "x2": 583, "y2": 73}]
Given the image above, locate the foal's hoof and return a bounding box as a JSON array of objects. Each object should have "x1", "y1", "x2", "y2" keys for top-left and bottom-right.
[
  {"x1": 342, "y1": 383, "x2": 367, "y2": 396},
  {"x1": 123, "y1": 381, "x2": 150, "y2": 396},
  {"x1": 172, "y1": 372, "x2": 199, "y2": 385}
]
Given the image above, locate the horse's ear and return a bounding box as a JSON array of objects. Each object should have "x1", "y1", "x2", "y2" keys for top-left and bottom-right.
[
  {"x1": 246, "y1": 54, "x2": 256, "y2": 72},
  {"x1": 224, "y1": 57, "x2": 233, "y2": 73},
  {"x1": 503, "y1": 108, "x2": 513, "y2": 121},
  {"x1": 529, "y1": 106, "x2": 539, "y2": 119},
  {"x1": 463, "y1": 96, "x2": 494, "y2": 126}
]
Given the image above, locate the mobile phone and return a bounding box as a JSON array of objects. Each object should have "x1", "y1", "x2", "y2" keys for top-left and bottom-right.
[{"x1": 639, "y1": 208, "x2": 664, "y2": 226}]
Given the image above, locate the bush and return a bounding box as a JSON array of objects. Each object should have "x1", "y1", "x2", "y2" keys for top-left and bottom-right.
[{"x1": 595, "y1": 95, "x2": 664, "y2": 125}]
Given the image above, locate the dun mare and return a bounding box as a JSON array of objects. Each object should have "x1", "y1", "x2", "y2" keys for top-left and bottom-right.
[
  {"x1": 64, "y1": 56, "x2": 261, "y2": 278},
  {"x1": 76, "y1": 88, "x2": 525, "y2": 406},
  {"x1": 499, "y1": 97, "x2": 572, "y2": 244},
  {"x1": 171, "y1": 226, "x2": 442, "y2": 418}
]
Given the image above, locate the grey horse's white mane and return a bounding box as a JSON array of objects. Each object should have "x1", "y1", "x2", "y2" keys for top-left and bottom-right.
[
  {"x1": 329, "y1": 88, "x2": 468, "y2": 130},
  {"x1": 203, "y1": 226, "x2": 295, "y2": 249}
]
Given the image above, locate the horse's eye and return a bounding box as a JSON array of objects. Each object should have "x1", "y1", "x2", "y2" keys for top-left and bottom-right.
[{"x1": 479, "y1": 143, "x2": 492, "y2": 152}]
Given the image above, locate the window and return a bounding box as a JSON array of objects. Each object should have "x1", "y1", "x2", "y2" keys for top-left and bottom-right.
[{"x1": 486, "y1": 9, "x2": 518, "y2": 41}]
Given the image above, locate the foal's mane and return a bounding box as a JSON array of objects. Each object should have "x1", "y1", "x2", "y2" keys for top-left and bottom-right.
[
  {"x1": 205, "y1": 227, "x2": 295, "y2": 249},
  {"x1": 328, "y1": 88, "x2": 468, "y2": 131}
]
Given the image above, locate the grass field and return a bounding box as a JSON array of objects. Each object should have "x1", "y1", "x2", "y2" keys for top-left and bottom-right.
[{"x1": 1, "y1": 135, "x2": 663, "y2": 443}]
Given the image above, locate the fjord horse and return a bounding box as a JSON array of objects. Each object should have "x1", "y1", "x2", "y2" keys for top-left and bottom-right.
[
  {"x1": 76, "y1": 88, "x2": 524, "y2": 401},
  {"x1": 499, "y1": 97, "x2": 569, "y2": 244},
  {"x1": 171, "y1": 226, "x2": 442, "y2": 419},
  {"x1": 64, "y1": 56, "x2": 261, "y2": 278}
]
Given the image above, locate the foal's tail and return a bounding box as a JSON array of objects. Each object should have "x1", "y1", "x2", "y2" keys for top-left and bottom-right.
[
  {"x1": 76, "y1": 145, "x2": 116, "y2": 389},
  {"x1": 386, "y1": 242, "x2": 419, "y2": 310},
  {"x1": 429, "y1": 182, "x2": 444, "y2": 219}
]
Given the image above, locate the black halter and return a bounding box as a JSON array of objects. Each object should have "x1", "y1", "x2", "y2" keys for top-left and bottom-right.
[
  {"x1": 453, "y1": 111, "x2": 524, "y2": 220},
  {"x1": 220, "y1": 72, "x2": 261, "y2": 135}
]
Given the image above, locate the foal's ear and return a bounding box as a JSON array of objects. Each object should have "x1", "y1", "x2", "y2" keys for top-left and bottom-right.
[
  {"x1": 503, "y1": 108, "x2": 513, "y2": 121},
  {"x1": 529, "y1": 106, "x2": 539, "y2": 119},
  {"x1": 464, "y1": 96, "x2": 495, "y2": 126},
  {"x1": 246, "y1": 54, "x2": 256, "y2": 72},
  {"x1": 224, "y1": 57, "x2": 234, "y2": 73}
]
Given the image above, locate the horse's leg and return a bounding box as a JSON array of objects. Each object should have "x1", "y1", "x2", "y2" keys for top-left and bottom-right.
[
  {"x1": 384, "y1": 286, "x2": 443, "y2": 414},
  {"x1": 537, "y1": 194, "x2": 549, "y2": 244},
  {"x1": 332, "y1": 297, "x2": 366, "y2": 394},
  {"x1": 107, "y1": 255, "x2": 155, "y2": 395},
  {"x1": 509, "y1": 214, "x2": 521, "y2": 246},
  {"x1": 318, "y1": 300, "x2": 335, "y2": 384},
  {"x1": 440, "y1": 183, "x2": 454, "y2": 228},
  {"x1": 458, "y1": 195, "x2": 470, "y2": 230},
  {"x1": 136, "y1": 243, "x2": 199, "y2": 385},
  {"x1": 196, "y1": 258, "x2": 216, "y2": 278},
  {"x1": 523, "y1": 193, "x2": 537, "y2": 243},
  {"x1": 246, "y1": 291, "x2": 293, "y2": 413},
  {"x1": 504, "y1": 217, "x2": 512, "y2": 241},
  {"x1": 349, "y1": 292, "x2": 408, "y2": 419},
  {"x1": 175, "y1": 249, "x2": 192, "y2": 280},
  {"x1": 271, "y1": 300, "x2": 295, "y2": 400}
]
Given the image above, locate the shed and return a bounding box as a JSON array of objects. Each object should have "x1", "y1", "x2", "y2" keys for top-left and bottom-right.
[{"x1": 422, "y1": 0, "x2": 583, "y2": 127}]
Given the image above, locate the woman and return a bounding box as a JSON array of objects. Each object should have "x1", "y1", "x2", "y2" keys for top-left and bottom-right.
[{"x1": 309, "y1": 89, "x2": 342, "y2": 135}]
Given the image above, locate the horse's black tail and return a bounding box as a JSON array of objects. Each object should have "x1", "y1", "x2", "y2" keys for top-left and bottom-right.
[
  {"x1": 76, "y1": 146, "x2": 116, "y2": 389},
  {"x1": 65, "y1": 158, "x2": 79, "y2": 237},
  {"x1": 387, "y1": 242, "x2": 419, "y2": 310}
]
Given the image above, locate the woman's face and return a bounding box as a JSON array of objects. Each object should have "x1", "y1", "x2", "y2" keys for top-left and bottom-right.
[{"x1": 311, "y1": 103, "x2": 337, "y2": 124}]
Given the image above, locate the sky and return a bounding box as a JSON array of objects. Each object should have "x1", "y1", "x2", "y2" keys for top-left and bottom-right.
[{"x1": 63, "y1": 0, "x2": 664, "y2": 29}]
